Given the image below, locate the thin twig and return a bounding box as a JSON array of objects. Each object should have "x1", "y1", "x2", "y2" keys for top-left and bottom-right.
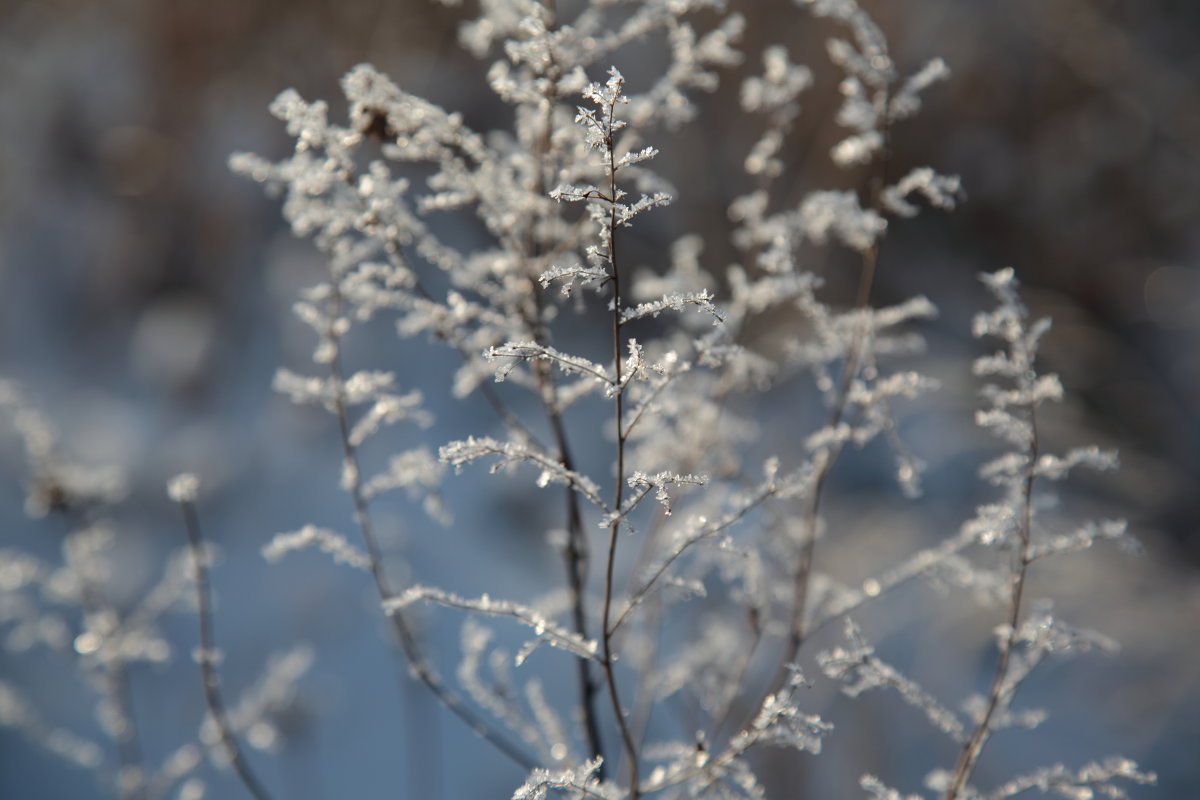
[
  {"x1": 399, "y1": 258, "x2": 545, "y2": 451},
  {"x1": 177, "y1": 498, "x2": 275, "y2": 800},
  {"x1": 548, "y1": 411, "x2": 607, "y2": 770},
  {"x1": 597, "y1": 113, "x2": 642, "y2": 800},
  {"x1": 343, "y1": 165, "x2": 545, "y2": 452},
  {"x1": 65, "y1": 513, "x2": 149, "y2": 800},
  {"x1": 107, "y1": 663, "x2": 147, "y2": 800},
  {"x1": 366, "y1": 162, "x2": 588, "y2": 770},
  {"x1": 708, "y1": 609, "x2": 765, "y2": 743},
  {"x1": 763, "y1": 87, "x2": 895, "y2": 704},
  {"x1": 470, "y1": 151, "x2": 609, "y2": 764},
  {"x1": 325, "y1": 285, "x2": 537, "y2": 771},
  {"x1": 502, "y1": 84, "x2": 608, "y2": 754},
  {"x1": 532, "y1": 318, "x2": 608, "y2": 769},
  {"x1": 79, "y1": 578, "x2": 148, "y2": 800},
  {"x1": 945, "y1": 414, "x2": 1039, "y2": 800},
  {"x1": 610, "y1": 481, "x2": 778, "y2": 636}
]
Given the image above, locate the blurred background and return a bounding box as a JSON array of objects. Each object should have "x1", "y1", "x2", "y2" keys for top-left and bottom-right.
[{"x1": 1, "y1": 0, "x2": 1197, "y2": 797}]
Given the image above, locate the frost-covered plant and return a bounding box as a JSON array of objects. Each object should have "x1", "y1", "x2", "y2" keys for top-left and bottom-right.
[
  {"x1": 1, "y1": 0, "x2": 1156, "y2": 798},
  {"x1": 226, "y1": 0, "x2": 1155, "y2": 798},
  {"x1": 0, "y1": 386, "x2": 312, "y2": 800}
]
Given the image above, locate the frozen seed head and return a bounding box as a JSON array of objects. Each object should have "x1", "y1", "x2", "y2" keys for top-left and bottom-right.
[{"x1": 167, "y1": 473, "x2": 200, "y2": 503}]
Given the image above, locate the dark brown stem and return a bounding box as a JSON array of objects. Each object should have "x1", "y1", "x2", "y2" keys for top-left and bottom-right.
[
  {"x1": 178, "y1": 499, "x2": 275, "y2": 800},
  {"x1": 547, "y1": 407, "x2": 607, "y2": 769},
  {"x1": 945, "y1": 416, "x2": 1038, "y2": 800},
  {"x1": 598, "y1": 121, "x2": 641, "y2": 800}
]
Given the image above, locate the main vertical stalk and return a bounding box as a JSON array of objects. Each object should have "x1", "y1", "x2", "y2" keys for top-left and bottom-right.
[{"x1": 598, "y1": 123, "x2": 640, "y2": 799}]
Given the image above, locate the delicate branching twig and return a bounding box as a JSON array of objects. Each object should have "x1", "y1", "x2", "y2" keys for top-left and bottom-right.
[
  {"x1": 946, "y1": 271, "x2": 1044, "y2": 800},
  {"x1": 595, "y1": 71, "x2": 642, "y2": 800},
  {"x1": 439, "y1": 435, "x2": 608, "y2": 511},
  {"x1": 170, "y1": 476, "x2": 275, "y2": 800},
  {"x1": 324, "y1": 286, "x2": 538, "y2": 770},
  {"x1": 819, "y1": 619, "x2": 968, "y2": 744},
  {"x1": 382, "y1": 585, "x2": 599, "y2": 664},
  {"x1": 945, "y1": 425, "x2": 1035, "y2": 800},
  {"x1": 774, "y1": 85, "x2": 893, "y2": 694}
]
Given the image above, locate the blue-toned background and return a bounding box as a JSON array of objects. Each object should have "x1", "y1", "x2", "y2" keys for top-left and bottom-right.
[{"x1": 2, "y1": 0, "x2": 1197, "y2": 797}]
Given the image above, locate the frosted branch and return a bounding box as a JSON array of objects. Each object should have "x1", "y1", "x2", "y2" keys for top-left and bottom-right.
[
  {"x1": 620, "y1": 291, "x2": 725, "y2": 325},
  {"x1": 512, "y1": 757, "x2": 620, "y2": 800},
  {"x1": 384, "y1": 586, "x2": 599, "y2": 665},
  {"x1": 819, "y1": 620, "x2": 967, "y2": 743},
  {"x1": 486, "y1": 342, "x2": 614, "y2": 387},
  {"x1": 986, "y1": 758, "x2": 1155, "y2": 800},
  {"x1": 440, "y1": 436, "x2": 607, "y2": 511},
  {"x1": 261, "y1": 525, "x2": 370, "y2": 571}
]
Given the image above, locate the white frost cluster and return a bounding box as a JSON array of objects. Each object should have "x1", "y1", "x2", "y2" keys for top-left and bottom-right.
[
  {"x1": 261, "y1": 525, "x2": 370, "y2": 570},
  {"x1": 166, "y1": 473, "x2": 200, "y2": 504}
]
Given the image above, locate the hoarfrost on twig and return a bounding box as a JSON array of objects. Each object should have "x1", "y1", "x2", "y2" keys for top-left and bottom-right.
[{"x1": 384, "y1": 586, "x2": 599, "y2": 665}]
